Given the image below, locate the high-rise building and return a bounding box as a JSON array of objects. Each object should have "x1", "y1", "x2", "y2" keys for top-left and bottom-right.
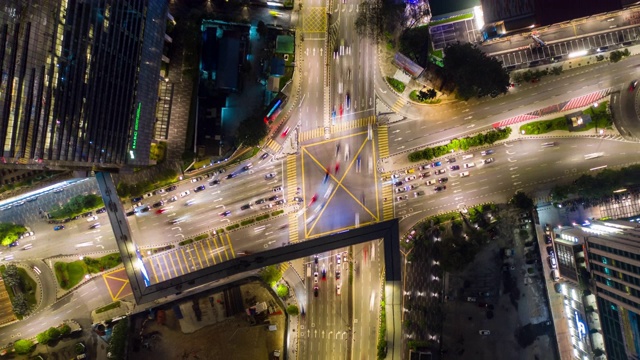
[
  {"x1": 580, "y1": 220, "x2": 640, "y2": 360},
  {"x1": 0, "y1": 0, "x2": 167, "y2": 171}
]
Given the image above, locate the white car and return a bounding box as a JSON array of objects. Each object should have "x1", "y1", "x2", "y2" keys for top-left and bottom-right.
[
  {"x1": 395, "y1": 187, "x2": 406, "y2": 193},
  {"x1": 336, "y1": 284, "x2": 342, "y2": 295},
  {"x1": 418, "y1": 164, "x2": 431, "y2": 170},
  {"x1": 396, "y1": 195, "x2": 408, "y2": 201},
  {"x1": 23, "y1": 231, "x2": 34, "y2": 237},
  {"x1": 460, "y1": 171, "x2": 470, "y2": 177},
  {"x1": 337, "y1": 254, "x2": 341, "y2": 265},
  {"x1": 168, "y1": 196, "x2": 178, "y2": 202},
  {"x1": 314, "y1": 272, "x2": 319, "y2": 283},
  {"x1": 405, "y1": 175, "x2": 416, "y2": 182},
  {"x1": 464, "y1": 162, "x2": 475, "y2": 169},
  {"x1": 413, "y1": 191, "x2": 425, "y2": 197},
  {"x1": 481, "y1": 150, "x2": 494, "y2": 156},
  {"x1": 273, "y1": 186, "x2": 283, "y2": 192},
  {"x1": 180, "y1": 190, "x2": 191, "y2": 197},
  {"x1": 425, "y1": 179, "x2": 436, "y2": 186},
  {"x1": 86, "y1": 216, "x2": 98, "y2": 222}
]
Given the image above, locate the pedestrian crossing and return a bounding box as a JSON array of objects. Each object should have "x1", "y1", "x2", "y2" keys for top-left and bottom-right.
[
  {"x1": 377, "y1": 125, "x2": 389, "y2": 159},
  {"x1": 279, "y1": 262, "x2": 290, "y2": 274},
  {"x1": 299, "y1": 116, "x2": 375, "y2": 142},
  {"x1": 265, "y1": 138, "x2": 282, "y2": 152},
  {"x1": 285, "y1": 155, "x2": 301, "y2": 244},
  {"x1": 390, "y1": 98, "x2": 407, "y2": 113},
  {"x1": 381, "y1": 174, "x2": 394, "y2": 220}
]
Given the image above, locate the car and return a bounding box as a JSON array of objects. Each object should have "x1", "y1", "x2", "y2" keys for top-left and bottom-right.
[
  {"x1": 126, "y1": 210, "x2": 135, "y2": 217},
  {"x1": 242, "y1": 164, "x2": 253, "y2": 171},
  {"x1": 404, "y1": 185, "x2": 415, "y2": 191},
  {"x1": 131, "y1": 196, "x2": 143, "y2": 203},
  {"x1": 190, "y1": 177, "x2": 202, "y2": 183},
  {"x1": 544, "y1": 235, "x2": 553, "y2": 244},
  {"x1": 396, "y1": 195, "x2": 408, "y2": 201},
  {"x1": 152, "y1": 201, "x2": 165, "y2": 208},
  {"x1": 293, "y1": 197, "x2": 303, "y2": 203},
  {"x1": 481, "y1": 150, "x2": 494, "y2": 156},
  {"x1": 23, "y1": 231, "x2": 34, "y2": 237},
  {"x1": 260, "y1": 153, "x2": 269, "y2": 160},
  {"x1": 140, "y1": 206, "x2": 150, "y2": 213},
  {"x1": 89, "y1": 223, "x2": 101, "y2": 229},
  {"x1": 337, "y1": 254, "x2": 341, "y2": 264},
  {"x1": 261, "y1": 204, "x2": 273, "y2": 210},
  {"x1": 8, "y1": 241, "x2": 19, "y2": 247},
  {"x1": 336, "y1": 284, "x2": 342, "y2": 295},
  {"x1": 434, "y1": 169, "x2": 446, "y2": 175},
  {"x1": 255, "y1": 198, "x2": 266, "y2": 205},
  {"x1": 168, "y1": 196, "x2": 178, "y2": 202},
  {"x1": 156, "y1": 208, "x2": 167, "y2": 214},
  {"x1": 336, "y1": 271, "x2": 341, "y2": 280},
  {"x1": 226, "y1": 173, "x2": 237, "y2": 179},
  {"x1": 434, "y1": 186, "x2": 446, "y2": 192},
  {"x1": 630, "y1": 80, "x2": 638, "y2": 92},
  {"x1": 482, "y1": 158, "x2": 494, "y2": 164},
  {"x1": 449, "y1": 165, "x2": 460, "y2": 171},
  {"x1": 438, "y1": 177, "x2": 448, "y2": 183},
  {"x1": 413, "y1": 191, "x2": 425, "y2": 197},
  {"x1": 96, "y1": 207, "x2": 107, "y2": 214},
  {"x1": 521, "y1": 218, "x2": 532, "y2": 223},
  {"x1": 394, "y1": 181, "x2": 404, "y2": 187},
  {"x1": 425, "y1": 179, "x2": 436, "y2": 186},
  {"x1": 209, "y1": 179, "x2": 220, "y2": 186},
  {"x1": 346, "y1": 92, "x2": 351, "y2": 109},
  {"x1": 281, "y1": 127, "x2": 291, "y2": 137},
  {"x1": 418, "y1": 165, "x2": 430, "y2": 170},
  {"x1": 314, "y1": 255, "x2": 319, "y2": 264},
  {"x1": 431, "y1": 161, "x2": 442, "y2": 167},
  {"x1": 314, "y1": 272, "x2": 319, "y2": 283},
  {"x1": 240, "y1": 204, "x2": 252, "y2": 210},
  {"x1": 309, "y1": 194, "x2": 318, "y2": 206},
  {"x1": 464, "y1": 162, "x2": 475, "y2": 169},
  {"x1": 392, "y1": 173, "x2": 401, "y2": 179},
  {"x1": 220, "y1": 210, "x2": 232, "y2": 217},
  {"x1": 154, "y1": 189, "x2": 165, "y2": 195},
  {"x1": 466, "y1": 297, "x2": 476, "y2": 302},
  {"x1": 194, "y1": 185, "x2": 206, "y2": 192},
  {"x1": 275, "y1": 199, "x2": 286, "y2": 205},
  {"x1": 86, "y1": 216, "x2": 98, "y2": 222},
  {"x1": 265, "y1": 173, "x2": 275, "y2": 180},
  {"x1": 546, "y1": 246, "x2": 554, "y2": 255},
  {"x1": 447, "y1": 158, "x2": 457, "y2": 163},
  {"x1": 519, "y1": 212, "x2": 529, "y2": 218},
  {"x1": 180, "y1": 191, "x2": 190, "y2": 197},
  {"x1": 479, "y1": 330, "x2": 491, "y2": 336},
  {"x1": 21, "y1": 244, "x2": 32, "y2": 251},
  {"x1": 268, "y1": 195, "x2": 279, "y2": 201},
  {"x1": 519, "y1": 223, "x2": 529, "y2": 229},
  {"x1": 273, "y1": 186, "x2": 283, "y2": 192},
  {"x1": 395, "y1": 187, "x2": 406, "y2": 193},
  {"x1": 322, "y1": 268, "x2": 327, "y2": 280},
  {"x1": 166, "y1": 185, "x2": 177, "y2": 192},
  {"x1": 169, "y1": 219, "x2": 181, "y2": 225},
  {"x1": 462, "y1": 154, "x2": 474, "y2": 160},
  {"x1": 314, "y1": 286, "x2": 319, "y2": 297},
  {"x1": 54, "y1": 225, "x2": 65, "y2": 231},
  {"x1": 460, "y1": 171, "x2": 470, "y2": 177},
  {"x1": 419, "y1": 172, "x2": 430, "y2": 178},
  {"x1": 405, "y1": 175, "x2": 416, "y2": 182},
  {"x1": 185, "y1": 200, "x2": 195, "y2": 206},
  {"x1": 549, "y1": 256, "x2": 557, "y2": 269},
  {"x1": 478, "y1": 291, "x2": 491, "y2": 297}
]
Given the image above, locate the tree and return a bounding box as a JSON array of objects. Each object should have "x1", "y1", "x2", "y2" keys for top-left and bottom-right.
[
  {"x1": 286, "y1": 305, "x2": 299, "y2": 316},
  {"x1": 13, "y1": 339, "x2": 34, "y2": 355},
  {"x1": 257, "y1": 21, "x2": 267, "y2": 38},
  {"x1": 46, "y1": 327, "x2": 61, "y2": 342},
  {"x1": 399, "y1": 26, "x2": 431, "y2": 68},
  {"x1": 36, "y1": 331, "x2": 50, "y2": 344},
  {"x1": 235, "y1": 116, "x2": 267, "y2": 147},
  {"x1": 0, "y1": 223, "x2": 27, "y2": 246},
  {"x1": 355, "y1": 0, "x2": 384, "y2": 40},
  {"x1": 108, "y1": 320, "x2": 128, "y2": 360},
  {"x1": 443, "y1": 42, "x2": 510, "y2": 100},
  {"x1": 59, "y1": 324, "x2": 71, "y2": 336},
  {"x1": 609, "y1": 51, "x2": 622, "y2": 63},
  {"x1": 510, "y1": 191, "x2": 534, "y2": 210},
  {"x1": 260, "y1": 265, "x2": 282, "y2": 287},
  {"x1": 12, "y1": 293, "x2": 29, "y2": 316},
  {"x1": 276, "y1": 284, "x2": 289, "y2": 298}
]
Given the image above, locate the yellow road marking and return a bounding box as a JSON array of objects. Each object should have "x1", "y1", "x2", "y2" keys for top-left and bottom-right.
[
  {"x1": 168, "y1": 253, "x2": 179, "y2": 278},
  {"x1": 200, "y1": 241, "x2": 211, "y2": 267},
  {"x1": 213, "y1": 234, "x2": 224, "y2": 263},
  {"x1": 149, "y1": 258, "x2": 159, "y2": 283},
  {"x1": 207, "y1": 237, "x2": 217, "y2": 264},
  {"x1": 226, "y1": 233, "x2": 235, "y2": 259},
  {"x1": 175, "y1": 250, "x2": 185, "y2": 275}
]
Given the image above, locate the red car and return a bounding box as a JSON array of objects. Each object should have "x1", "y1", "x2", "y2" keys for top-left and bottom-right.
[
  {"x1": 156, "y1": 208, "x2": 167, "y2": 214},
  {"x1": 281, "y1": 127, "x2": 290, "y2": 138},
  {"x1": 334, "y1": 162, "x2": 340, "y2": 174},
  {"x1": 309, "y1": 194, "x2": 318, "y2": 206},
  {"x1": 339, "y1": 104, "x2": 344, "y2": 116}
]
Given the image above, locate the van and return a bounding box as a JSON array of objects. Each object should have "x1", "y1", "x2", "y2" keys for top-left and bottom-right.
[
  {"x1": 551, "y1": 270, "x2": 560, "y2": 282},
  {"x1": 549, "y1": 256, "x2": 557, "y2": 269},
  {"x1": 541, "y1": 142, "x2": 556, "y2": 147},
  {"x1": 462, "y1": 154, "x2": 474, "y2": 160}
]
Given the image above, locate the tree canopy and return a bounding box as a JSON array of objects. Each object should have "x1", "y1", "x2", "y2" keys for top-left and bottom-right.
[
  {"x1": 235, "y1": 116, "x2": 268, "y2": 147},
  {"x1": 355, "y1": 0, "x2": 404, "y2": 41},
  {"x1": 49, "y1": 194, "x2": 103, "y2": 219},
  {"x1": 399, "y1": 26, "x2": 431, "y2": 68},
  {"x1": 0, "y1": 224, "x2": 26, "y2": 246},
  {"x1": 511, "y1": 191, "x2": 534, "y2": 210},
  {"x1": 551, "y1": 165, "x2": 640, "y2": 201},
  {"x1": 443, "y1": 42, "x2": 510, "y2": 100}
]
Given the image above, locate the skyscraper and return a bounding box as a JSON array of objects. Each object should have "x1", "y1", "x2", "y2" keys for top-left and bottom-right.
[{"x1": 0, "y1": 0, "x2": 167, "y2": 171}]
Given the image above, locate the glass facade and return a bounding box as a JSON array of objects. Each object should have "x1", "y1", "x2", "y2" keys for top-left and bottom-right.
[{"x1": 0, "y1": 0, "x2": 166, "y2": 170}]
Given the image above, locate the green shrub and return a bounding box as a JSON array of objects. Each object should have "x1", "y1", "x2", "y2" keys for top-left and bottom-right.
[
  {"x1": 49, "y1": 194, "x2": 104, "y2": 219},
  {"x1": 256, "y1": 214, "x2": 270, "y2": 221},
  {"x1": 408, "y1": 128, "x2": 512, "y2": 162},
  {"x1": 193, "y1": 234, "x2": 208, "y2": 241},
  {"x1": 241, "y1": 219, "x2": 256, "y2": 226},
  {"x1": 225, "y1": 224, "x2": 240, "y2": 231},
  {"x1": 386, "y1": 77, "x2": 406, "y2": 93},
  {"x1": 179, "y1": 239, "x2": 194, "y2": 246},
  {"x1": 14, "y1": 339, "x2": 34, "y2": 355},
  {"x1": 271, "y1": 210, "x2": 284, "y2": 216},
  {"x1": 95, "y1": 301, "x2": 121, "y2": 314}
]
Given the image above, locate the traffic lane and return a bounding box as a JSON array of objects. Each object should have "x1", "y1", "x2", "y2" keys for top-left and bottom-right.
[
  {"x1": 353, "y1": 241, "x2": 380, "y2": 360},
  {"x1": 299, "y1": 42, "x2": 325, "y2": 131},
  {"x1": 232, "y1": 217, "x2": 290, "y2": 253},
  {"x1": 386, "y1": 58, "x2": 640, "y2": 152}
]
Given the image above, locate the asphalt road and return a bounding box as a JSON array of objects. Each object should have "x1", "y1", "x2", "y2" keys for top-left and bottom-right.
[{"x1": 395, "y1": 137, "x2": 640, "y2": 235}]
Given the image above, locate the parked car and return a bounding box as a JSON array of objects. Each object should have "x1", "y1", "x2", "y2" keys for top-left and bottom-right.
[{"x1": 54, "y1": 225, "x2": 65, "y2": 231}]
